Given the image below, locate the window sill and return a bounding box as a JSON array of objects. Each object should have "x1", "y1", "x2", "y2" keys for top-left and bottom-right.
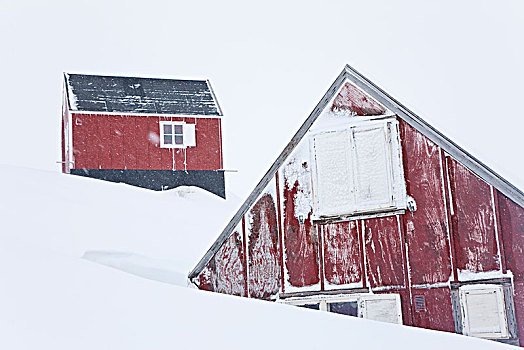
[{"x1": 312, "y1": 208, "x2": 405, "y2": 224}]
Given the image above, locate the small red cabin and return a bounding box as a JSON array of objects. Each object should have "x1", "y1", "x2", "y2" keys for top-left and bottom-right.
[
  {"x1": 61, "y1": 73, "x2": 225, "y2": 198},
  {"x1": 189, "y1": 66, "x2": 524, "y2": 346}
]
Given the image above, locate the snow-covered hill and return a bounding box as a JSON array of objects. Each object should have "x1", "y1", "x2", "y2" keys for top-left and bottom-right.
[{"x1": 0, "y1": 166, "x2": 513, "y2": 349}]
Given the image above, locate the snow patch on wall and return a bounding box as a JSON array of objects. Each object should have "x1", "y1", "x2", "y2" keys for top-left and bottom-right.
[
  {"x1": 457, "y1": 269, "x2": 512, "y2": 282},
  {"x1": 283, "y1": 141, "x2": 312, "y2": 219}
]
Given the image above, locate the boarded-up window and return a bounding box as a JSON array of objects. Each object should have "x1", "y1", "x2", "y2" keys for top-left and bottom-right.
[
  {"x1": 359, "y1": 294, "x2": 403, "y2": 324},
  {"x1": 311, "y1": 118, "x2": 405, "y2": 218},
  {"x1": 460, "y1": 285, "x2": 508, "y2": 339}
]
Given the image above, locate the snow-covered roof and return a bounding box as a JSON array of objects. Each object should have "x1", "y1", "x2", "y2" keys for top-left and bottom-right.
[
  {"x1": 189, "y1": 64, "x2": 524, "y2": 280},
  {"x1": 64, "y1": 73, "x2": 222, "y2": 116}
]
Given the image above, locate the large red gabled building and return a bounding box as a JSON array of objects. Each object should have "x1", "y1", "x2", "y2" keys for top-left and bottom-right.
[
  {"x1": 61, "y1": 73, "x2": 226, "y2": 198},
  {"x1": 189, "y1": 65, "x2": 524, "y2": 345}
]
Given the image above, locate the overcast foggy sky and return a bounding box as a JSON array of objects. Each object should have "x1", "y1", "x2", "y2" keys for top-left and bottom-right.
[{"x1": 0, "y1": 0, "x2": 523, "y2": 199}]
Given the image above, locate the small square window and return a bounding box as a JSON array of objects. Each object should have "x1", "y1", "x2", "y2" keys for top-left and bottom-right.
[{"x1": 159, "y1": 121, "x2": 196, "y2": 149}]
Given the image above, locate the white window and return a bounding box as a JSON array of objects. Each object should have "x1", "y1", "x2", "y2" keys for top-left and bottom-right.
[
  {"x1": 159, "y1": 121, "x2": 196, "y2": 148},
  {"x1": 281, "y1": 293, "x2": 402, "y2": 324},
  {"x1": 459, "y1": 285, "x2": 509, "y2": 339},
  {"x1": 310, "y1": 118, "x2": 406, "y2": 218}
]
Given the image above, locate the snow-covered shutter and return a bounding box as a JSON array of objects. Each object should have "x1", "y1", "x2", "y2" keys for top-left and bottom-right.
[
  {"x1": 312, "y1": 130, "x2": 354, "y2": 216},
  {"x1": 311, "y1": 118, "x2": 405, "y2": 218},
  {"x1": 359, "y1": 294, "x2": 402, "y2": 324},
  {"x1": 183, "y1": 123, "x2": 196, "y2": 147},
  {"x1": 352, "y1": 124, "x2": 393, "y2": 210},
  {"x1": 460, "y1": 285, "x2": 508, "y2": 338}
]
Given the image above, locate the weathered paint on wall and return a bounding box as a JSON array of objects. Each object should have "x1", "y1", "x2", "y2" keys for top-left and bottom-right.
[
  {"x1": 71, "y1": 113, "x2": 222, "y2": 171},
  {"x1": 331, "y1": 82, "x2": 386, "y2": 116},
  {"x1": 411, "y1": 287, "x2": 456, "y2": 332},
  {"x1": 400, "y1": 120, "x2": 452, "y2": 284},
  {"x1": 364, "y1": 216, "x2": 405, "y2": 289},
  {"x1": 215, "y1": 231, "x2": 246, "y2": 297},
  {"x1": 247, "y1": 192, "x2": 281, "y2": 299},
  {"x1": 498, "y1": 191, "x2": 524, "y2": 345},
  {"x1": 447, "y1": 158, "x2": 500, "y2": 273},
  {"x1": 281, "y1": 158, "x2": 320, "y2": 290},
  {"x1": 321, "y1": 221, "x2": 362, "y2": 288}
]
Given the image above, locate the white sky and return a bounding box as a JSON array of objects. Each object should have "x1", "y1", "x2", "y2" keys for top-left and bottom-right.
[{"x1": 1, "y1": 0, "x2": 523, "y2": 199}]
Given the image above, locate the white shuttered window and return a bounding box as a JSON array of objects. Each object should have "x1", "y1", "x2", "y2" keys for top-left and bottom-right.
[
  {"x1": 460, "y1": 285, "x2": 509, "y2": 339},
  {"x1": 311, "y1": 118, "x2": 405, "y2": 218}
]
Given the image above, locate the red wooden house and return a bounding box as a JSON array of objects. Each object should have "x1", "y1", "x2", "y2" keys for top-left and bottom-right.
[
  {"x1": 189, "y1": 65, "x2": 524, "y2": 345},
  {"x1": 61, "y1": 73, "x2": 226, "y2": 198}
]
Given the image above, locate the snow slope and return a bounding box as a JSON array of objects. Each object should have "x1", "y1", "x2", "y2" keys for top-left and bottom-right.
[
  {"x1": 0, "y1": 166, "x2": 514, "y2": 349},
  {"x1": 0, "y1": 165, "x2": 240, "y2": 284}
]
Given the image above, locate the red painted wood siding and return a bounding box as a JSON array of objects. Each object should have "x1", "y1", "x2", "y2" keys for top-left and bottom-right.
[
  {"x1": 497, "y1": 191, "x2": 524, "y2": 345},
  {"x1": 71, "y1": 114, "x2": 222, "y2": 171},
  {"x1": 322, "y1": 221, "x2": 362, "y2": 287},
  {"x1": 281, "y1": 159, "x2": 320, "y2": 289},
  {"x1": 247, "y1": 193, "x2": 281, "y2": 299},
  {"x1": 447, "y1": 158, "x2": 500, "y2": 273},
  {"x1": 400, "y1": 121, "x2": 452, "y2": 284},
  {"x1": 331, "y1": 82, "x2": 386, "y2": 116},
  {"x1": 410, "y1": 287, "x2": 455, "y2": 332},
  {"x1": 215, "y1": 231, "x2": 246, "y2": 297},
  {"x1": 363, "y1": 216, "x2": 405, "y2": 288}
]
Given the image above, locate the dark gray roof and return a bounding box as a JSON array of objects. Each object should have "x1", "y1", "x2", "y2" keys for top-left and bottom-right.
[
  {"x1": 188, "y1": 64, "x2": 524, "y2": 280},
  {"x1": 64, "y1": 73, "x2": 222, "y2": 116}
]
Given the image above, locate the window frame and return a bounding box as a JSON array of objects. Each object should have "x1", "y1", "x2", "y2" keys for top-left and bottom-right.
[
  {"x1": 159, "y1": 121, "x2": 196, "y2": 149},
  {"x1": 459, "y1": 284, "x2": 509, "y2": 339},
  {"x1": 280, "y1": 293, "x2": 403, "y2": 324},
  {"x1": 309, "y1": 117, "x2": 406, "y2": 220}
]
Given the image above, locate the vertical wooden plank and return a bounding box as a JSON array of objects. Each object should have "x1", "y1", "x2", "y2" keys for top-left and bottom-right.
[
  {"x1": 399, "y1": 120, "x2": 452, "y2": 285},
  {"x1": 61, "y1": 111, "x2": 66, "y2": 172},
  {"x1": 398, "y1": 215, "x2": 415, "y2": 325},
  {"x1": 364, "y1": 216, "x2": 405, "y2": 288},
  {"x1": 72, "y1": 114, "x2": 88, "y2": 169},
  {"x1": 111, "y1": 115, "x2": 125, "y2": 169},
  {"x1": 497, "y1": 190, "x2": 524, "y2": 279},
  {"x1": 214, "y1": 231, "x2": 246, "y2": 297},
  {"x1": 441, "y1": 150, "x2": 459, "y2": 281},
  {"x1": 282, "y1": 157, "x2": 320, "y2": 289},
  {"x1": 447, "y1": 157, "x2": 500, "y2": 274},
  {"x1": 275, "y1": 170, "x2": 286, "y2": 293},
  {"x1": 148, "y1": 117, "x2": 162, "y2": 170},
  {"x1": 322, "y1": 221, "x2": 362, "y2": 288},
  {"x1": 83, "y1": 115, "x2": 99, "y2": 169},
  {"x1": 97, "y1": 116, "x2": 112, "y2": 169},
  {"x1": 241, "y1": 216, "x2": 249, "y2": 296},
  {"x1": 135, "y1": 117, "x2": 150, "y2": 169},
  {"x1": 492, "y1": 189, "x2": 507, "y2": 274},
  {"x1": 247, "y1": 192, "x2": 281, "y2": 299},
  {"x1": 123, "y1": 116, "x2": 137, "y2": 169},
  {"x1": 185, "y1": 118, "x2": 221, "y2": 170}
]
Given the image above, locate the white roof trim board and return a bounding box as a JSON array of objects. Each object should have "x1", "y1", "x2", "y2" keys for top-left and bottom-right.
[{"x1": 188, "y1": 64, "x2": 524, "y2": 280}]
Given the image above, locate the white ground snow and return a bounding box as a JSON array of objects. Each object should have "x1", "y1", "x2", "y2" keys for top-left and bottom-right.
[{"x1": 0, "y1": 165, "x2": 515, "y2": 349}]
